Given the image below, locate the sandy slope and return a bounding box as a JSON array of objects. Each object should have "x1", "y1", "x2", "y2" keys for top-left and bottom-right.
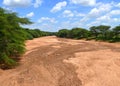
[{"x1": 0, "y1": 36, "x2": 120, "y2": 86}]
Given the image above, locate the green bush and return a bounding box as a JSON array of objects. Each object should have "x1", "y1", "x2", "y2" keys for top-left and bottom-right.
[
  {"x1": 56, "y1": 25, "x2": 120, "y2": 42},
  {"x1": 0, "y1": 7, "x2": 56, "y2": 69},
  {"x1": 0, "y1": 7, "x2": 31, "y2": 69},
  {"x1": 0, "y1": 53, "x2": 17, "y2": 69}
]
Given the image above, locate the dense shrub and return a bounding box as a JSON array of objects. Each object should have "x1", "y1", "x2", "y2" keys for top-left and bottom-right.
[
  {"x1": 56, "y1": 26, "x2": 120, "y2": 42},
  {"x1": 57, "y1": 29, "x2": 70, "y2": 38},
  {"x1": 0, "y1": 7, "x2": 54, "y2": 69}
]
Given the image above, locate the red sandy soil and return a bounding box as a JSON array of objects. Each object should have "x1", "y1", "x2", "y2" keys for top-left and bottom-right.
[{"x1": 0, "y1": 36, "x2": 120, "y2": 86}]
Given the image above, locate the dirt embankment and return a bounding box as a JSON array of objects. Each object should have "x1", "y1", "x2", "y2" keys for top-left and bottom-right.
[{"x1": 0, "y1": 36, "x2": 120, "y2": 86}]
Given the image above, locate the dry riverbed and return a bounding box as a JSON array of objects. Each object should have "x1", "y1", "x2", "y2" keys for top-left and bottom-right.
[{"x1": 0, "y1": 36, "x2": 120, "y2": 86}]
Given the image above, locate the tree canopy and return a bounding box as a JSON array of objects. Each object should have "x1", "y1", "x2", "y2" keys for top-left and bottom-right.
[{"x1": 56, "y1": 26, "x2": 120, "y2": 42}]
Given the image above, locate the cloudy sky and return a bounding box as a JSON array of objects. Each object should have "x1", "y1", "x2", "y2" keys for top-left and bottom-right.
[{"x1": 1, "y1": 0, "x2": 120, "y2": 31}]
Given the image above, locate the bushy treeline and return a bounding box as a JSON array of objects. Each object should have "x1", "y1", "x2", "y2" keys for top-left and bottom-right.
[
  {"x1": 23, "y1": 28, "x2": 55, "y2": 40},
  {"x1": 56, "y1": 25, "x2": 120, "y2": 42},
  {"x1": 0, "y1": 7, "x2": 53, "y2": 69}
]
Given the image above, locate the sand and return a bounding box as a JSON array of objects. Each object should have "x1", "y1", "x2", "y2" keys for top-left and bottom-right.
[{"x1": 0, "y1": 36, "x2": 120, "y2": 86}]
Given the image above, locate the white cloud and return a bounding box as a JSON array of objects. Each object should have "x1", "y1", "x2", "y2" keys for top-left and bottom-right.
[
  {"x1": 97, "y1": 15, "x2": 111, "y2": 21},
  {"x1": 3, "y1": 0, "x2": 31, "y2": 7},
  {"x1": 63, "y1": 10, "x2": 74, "y2": 17},
  {"x1": 26, "y1": 12, "x2": 34, "y2": 18},
  {"x1": 50, "y1": 1, "x2": 67, "y2": 13},
  {"x1": 61, "y1": 10, "x2": 85, "y2": 18},
  {"x1": 86, "y1": 21, "x2": 100, "y2": 27},
  {"x1": 76, "y1": 13, "x2": 85, "y2": 17},
  {"x1": 109, "y1": 10, "x2": 120, "y2": 15},
  {"x1": 78, "y1": 3, "x2": 113, "y2": 24},
  {"x1": 38, "y1": 17, "x2": 57, "y2": 23},
  {"x1": 87, "y1": 3, "x2": 120, "y2": 25},
  {"x1": 60, "y1": 20, "x2": 84, "y2": 29},
  {"x1": 89, "y1": 3, "x2": 112, "y2": 17},
  {"x1": 33, "y1": 0, "x2": 42, "y2": 8},
  {"x1": 89, "y1": 8, "x2": 100, "y2": 17},
  {"x1": 79, "y1": 2, "x2": 115, "y2": 28},
  {"x1": 80, "y1": 17, "x2": 89, "y2": 22},
  {"x1": 115, "y1": 3, "x2": 120, "y2": 8},
  {"x1": 70, "y1": 0, "x2": 96, "y2": 6},
  {"x1": 97, "y1": 14, "x2": 120, "y2": 23},
  {"x1": 113, "y1": 18, "x2": 120, "y2": 22},
  {"x1": 91, "y1": 14, "x2": 120, "y2": 27}
]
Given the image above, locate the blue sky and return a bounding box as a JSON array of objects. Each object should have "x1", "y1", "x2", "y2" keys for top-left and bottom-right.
[{"x1": 0, "y1": 0, "x2": 120, "y2": 32}]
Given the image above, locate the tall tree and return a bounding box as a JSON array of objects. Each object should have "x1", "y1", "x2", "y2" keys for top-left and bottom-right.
[
  {"x1": 112, "y1": 25, "x2": 120, "y2": 38},
  {"x1": 57, "y1": 29, "x2": 70, "y2": 38},
  {"x1": 97, "y1": 25, "x2": 111, "y2": 39},
  {"x1": 70, "y1": 28, "x2": 88, "y2": 39},
  {"x1": 90, "y1": 26, "x2": 99, "y2": 38}
]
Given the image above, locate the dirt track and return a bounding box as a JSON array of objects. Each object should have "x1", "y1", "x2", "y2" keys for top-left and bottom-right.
[{"x1": 0, "y1": 36, "x2": 120, "y2": 86}]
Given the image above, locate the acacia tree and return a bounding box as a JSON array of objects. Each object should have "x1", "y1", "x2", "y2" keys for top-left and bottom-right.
[
  {"x1": 0, "y1": 8, "x2": 32, "y2": 68},
  {"x1": 113, "y1": 26, "x2": 120, "y2": 38},
  {"x1": 57, "y1": 29, "x2": 70, "y2": 38},
  {"x1": 111, "y1": 25, "x2": 120, "y2": 42},
  {"x1": 89, "y1": 26, "x2": 99, "y2": 38},
  {"x1": 69, "y1": 28, "x2": 88, "y2": 39},
  {"x1": 97, "y1": 25, "x2": 111, "y2": 40},
  {"x1": 90, "y1": 25, "x2": 111, "y2": 40}
]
